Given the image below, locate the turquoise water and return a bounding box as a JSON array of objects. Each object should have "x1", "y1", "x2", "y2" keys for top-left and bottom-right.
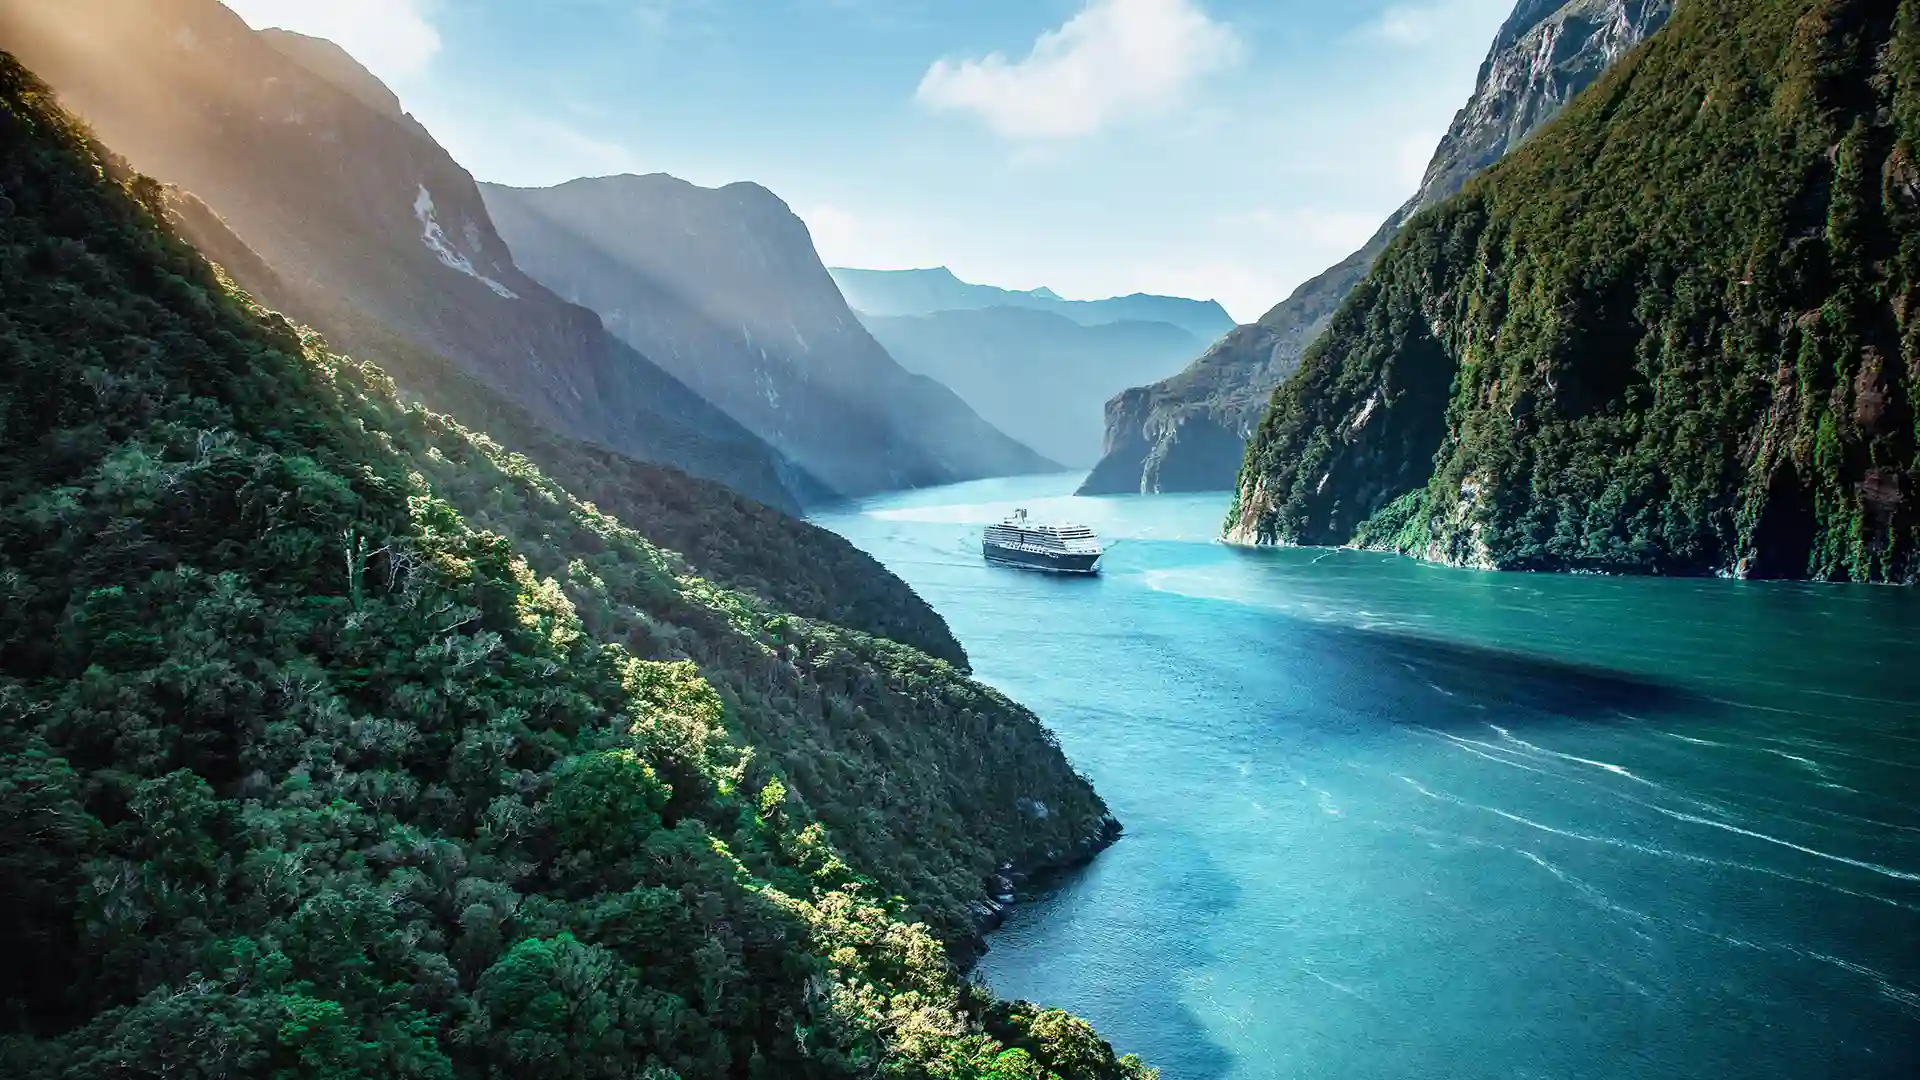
[{"x1": 812, "y1": 474, "x2": 1920, "y2": 1080}]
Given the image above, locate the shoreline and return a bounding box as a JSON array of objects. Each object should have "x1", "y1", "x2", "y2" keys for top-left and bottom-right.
[{"x1": 956, "y1": 811, "x2": 1123, "y2": 970}]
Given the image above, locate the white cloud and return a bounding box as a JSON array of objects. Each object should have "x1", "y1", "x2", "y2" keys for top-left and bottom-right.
[
  {"x1": 219, "y1": 0, "x2": 441, "y2": 83},
  {"x1": 916, "y1": 0, "x2": 1242, "y2": 140}
]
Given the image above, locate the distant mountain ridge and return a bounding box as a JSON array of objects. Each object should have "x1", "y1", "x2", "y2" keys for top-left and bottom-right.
[
  {"x1": 0, "y1": 0, "x2": 814, "y2": 511},
  {"x1": 860, "y1": 307, "x2": 1205, "y2": 468},
  {"x1": 481, "y1": 175, "x2": 1057, "y2": 496},
  {"x1": 1079, "y1": 0, "x2": 1675, "y2": 495},
  {"x1": 830, "y1": 266, "x2": 1236, "y2": 341}
]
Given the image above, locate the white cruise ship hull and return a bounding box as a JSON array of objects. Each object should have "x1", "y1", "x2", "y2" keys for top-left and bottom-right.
[{"x1": 982, "y1": 542, "x2": 1102, "y2": 574}]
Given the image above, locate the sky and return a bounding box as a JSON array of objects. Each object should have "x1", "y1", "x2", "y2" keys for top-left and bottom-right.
[{"x1": 218, "y1": 0, "x2": 1519, "y2": 323}]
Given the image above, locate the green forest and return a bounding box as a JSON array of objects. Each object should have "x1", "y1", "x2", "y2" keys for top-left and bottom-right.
[
  {"x1": 1230, "y1": 0, "x2": 1920, "y2": 583},
  {"x1": 0, "y1": 53, "x2": 1153, "y2": 1080}
]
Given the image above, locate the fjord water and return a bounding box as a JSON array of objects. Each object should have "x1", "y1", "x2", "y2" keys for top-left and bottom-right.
[{"x1": 812, "y1": 475, "x2": 1920, "y2": 1080}]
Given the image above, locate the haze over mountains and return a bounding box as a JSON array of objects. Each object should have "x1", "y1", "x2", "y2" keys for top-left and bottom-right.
[
  {"x1": 1081, "y1": 0, "x2": 1677, "y2": 496},
  {"x1": 856, "y1": 306, "x2": 1203, "y2": 468},
  {"x1": 0, "y1": 0, "x2": 1231, "y2": 501},
  {"x1": 832, "y1": 267, "x2": 1227, "y2": 468},
  {"x1": 255, "y1": 27, "x2": 434, "y2": 143},
  {"x1": 0, "y1": 0, "x2": 1065, "y2": 509},
  {"x1": 831, "y1": 266, "x2": 1235, "y2": 341},
  {"x1": 481, "y1": 176, "x2": 1055, "y2": 495},
  {"x1": 0, "y1": 0, "x2": 825, "y2": 511}
]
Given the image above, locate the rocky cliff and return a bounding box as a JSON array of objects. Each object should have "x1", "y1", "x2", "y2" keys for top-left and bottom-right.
[
  {"x1": 481, "y1": 176, "x2": 1056, "y2": 496},
  {"x1": 0, "y1": 0, "x2": 811, "y2": 512},
  {"x1": 1228, "y1": 0, "x2": 1918, "y2": 583},
  {"x1": 1080, "y1": 0, "x2": 1673, "y2": 495}
]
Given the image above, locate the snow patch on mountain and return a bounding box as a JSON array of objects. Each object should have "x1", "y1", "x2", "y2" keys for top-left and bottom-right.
[{"x1": 414, "y1": 185, "x2": 517, "y2": 299}]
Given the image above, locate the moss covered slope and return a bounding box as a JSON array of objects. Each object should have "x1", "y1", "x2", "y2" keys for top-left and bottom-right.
[{"x1": 1231, "y1": 0, "x2": 1920, "y2": 582}]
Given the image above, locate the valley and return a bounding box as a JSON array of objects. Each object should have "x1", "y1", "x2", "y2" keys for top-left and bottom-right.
[
  {"x1": 1, "y1": 0, "x2": 1915, "y2": 1077},
  {"x1": 836, "y1": 268, "x2": 1228, "y2": 468}
]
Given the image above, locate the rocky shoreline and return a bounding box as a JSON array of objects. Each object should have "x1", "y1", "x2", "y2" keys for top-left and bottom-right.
[{"x1": 957, "y1": 812, "x2": 1124, "y2": 968}]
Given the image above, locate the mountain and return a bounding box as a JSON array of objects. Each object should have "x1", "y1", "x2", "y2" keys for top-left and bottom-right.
[
  {"x1": 860, "y1": 306, "x2": 1205, "y2": 467},
  {"x1": 0, "y1": 48, "x2": 1154, "y2": 1078},
  {"x1": 1080, "y1": 0, "x2": 1675, "y2": 495},
  {"x1": 256, "y1": 27, "x2": 428, "y2": 139},
  {"x1": 830, "y1": 265, "x2": 1237, "y2": 341},
  {"x1": 0, "y1": 0, "x2": 813, "y2": 512},
  {"x1": 1228, "y1": 0, "x2": 1917, "y2": 584},
  {"x1": 171, "y1": 187, "x2": 975, "y2": 664},
  {"x1": 481, "y1": 176, "x2": 1057, "y2": 496}
]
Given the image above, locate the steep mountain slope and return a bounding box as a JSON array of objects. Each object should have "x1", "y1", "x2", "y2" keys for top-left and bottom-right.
[
  {"x1": 0, "y1": 51, "x2": 1152, "y2": 1078},
  {"x1": 860, "y1": 307, "x2": 1204, "y2": 467},
  {"x1": 256, "y1": 27, "x2": 430, "y2": 140},
  {"x1": 0, "y1": 0, "x2": 812, "y2": 512},
  {"x1": 1080, "y1": 0, "x2": 1674, "y2": 495},
  {"x1": 482, "y1": 176, "x2": 1057, "y2": 496},
  {"x1": 1229, "y1": 0, "x2": 1918, "y2": 584},
  {"x1": 830, "y1": 266, "x2": 1236, "y2": 342},
  {"x1": 165, "y1": 188, "x2": 971, "y2": 666}
]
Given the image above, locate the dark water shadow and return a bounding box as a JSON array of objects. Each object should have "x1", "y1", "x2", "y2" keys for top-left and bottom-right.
[
  {"x1": 1246, "y1": 611, "x2": 1699, "y2": 731},
  {"x1": 1349, "y1": 624, "x2": 1693, "y2": 721},
  {"x1": 977, "y1": 827, "x2": 1240, "y2": 1080}
]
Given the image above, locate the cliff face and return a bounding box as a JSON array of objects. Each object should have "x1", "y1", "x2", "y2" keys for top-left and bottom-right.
[
  {"x1": 481, "y1": 176, "x2": 1056, "y2": 496},
  {"x1": 1229, "y1": 0, "x2": 1919, "y2": 584},
  {"x1": 1080, "y1": 0, "x2": 1673, "y2": 495},
  {"x1": 0, "y1": 0, "x2": 810, "y2": 512}
]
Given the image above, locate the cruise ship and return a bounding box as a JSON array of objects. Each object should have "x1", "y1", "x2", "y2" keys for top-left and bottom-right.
[{"x1": 982, "y1": 508, "x2": 1104, "y2": 574}]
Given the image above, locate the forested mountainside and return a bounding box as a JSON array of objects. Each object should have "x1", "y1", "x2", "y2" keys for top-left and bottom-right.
[
  {"x1": 829, "y1": 266, "x2": 1235, "y2": 342},
  {"x1": 0, "y1": 53, "x2": 1152, "y2": 1080},
  {"x1": 859, "y1": 307, "x2": 1204, "y2": 468},
  {"x1": 481, "y1": 177, "x2": 1056, "y2": 496},
  {"x1": 0, "y1": 0, "x2": 812, "y2": 512},
  {"x1": 163, "y1": 191, "x2": 968, "y2": 667},
  {"x1": 1080, "y1": 0, "x2": 1673, "y2": 495},
  {"x1": 1230, "y1": 0, "x2": 1918, "y2": 584}
]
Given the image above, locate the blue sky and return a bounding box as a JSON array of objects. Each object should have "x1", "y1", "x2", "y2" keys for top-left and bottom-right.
[{"x1": 220, "y1": 0, "x2": 1517, "y2": 322}]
